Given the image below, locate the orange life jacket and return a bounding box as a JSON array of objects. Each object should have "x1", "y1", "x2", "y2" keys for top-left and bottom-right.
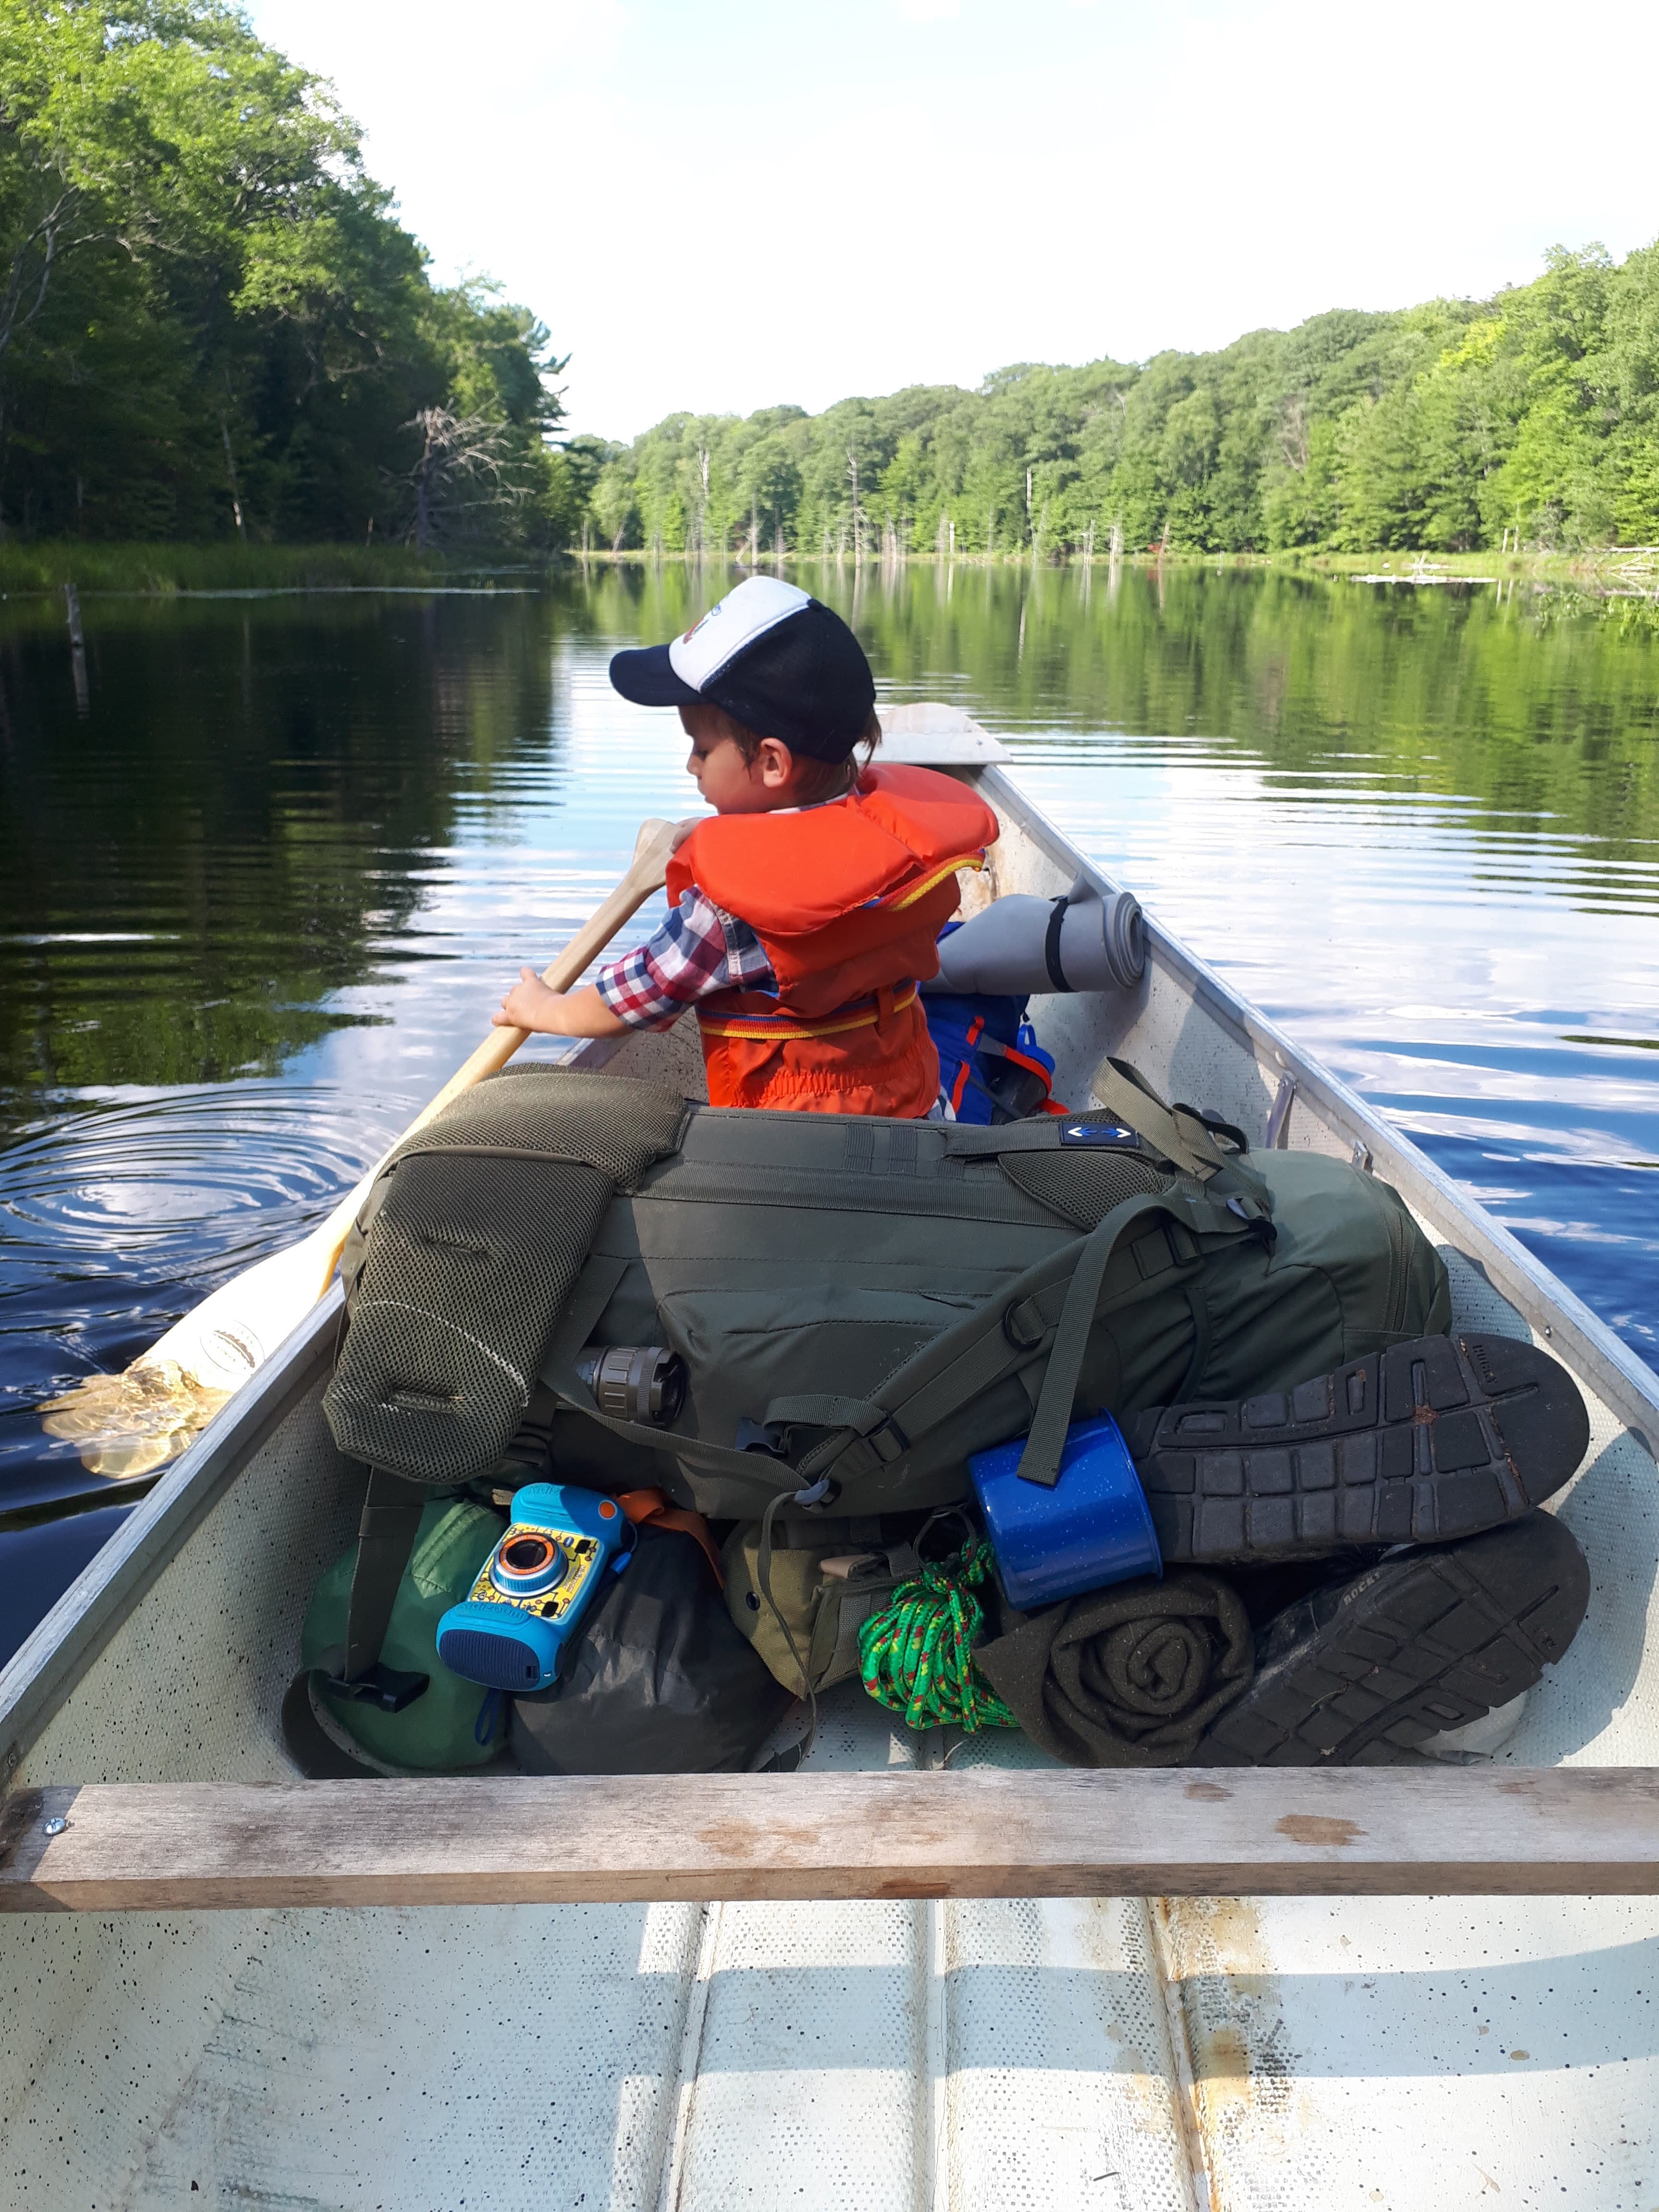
[{"x1": 665, "y1": 763, "x2": 999, "y2": 1116}]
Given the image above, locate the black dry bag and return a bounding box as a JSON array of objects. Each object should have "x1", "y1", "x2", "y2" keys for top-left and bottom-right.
[{"x1": 510, "y1": 1525, "x2": 795, "y2": 1775}]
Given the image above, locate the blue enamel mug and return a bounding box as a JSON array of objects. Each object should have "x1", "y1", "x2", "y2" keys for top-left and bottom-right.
[{"x1": 969, "y1": 1412, "x2": 1162, "y2": 1609}]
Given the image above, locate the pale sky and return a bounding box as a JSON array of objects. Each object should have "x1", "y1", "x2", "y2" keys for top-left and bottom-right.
[{"x1": 245, "y1": 0, "x2": 1659, "y2": 444}]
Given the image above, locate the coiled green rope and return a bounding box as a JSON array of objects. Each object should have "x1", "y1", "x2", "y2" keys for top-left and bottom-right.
[{"x1": 858, "y1": 1537, "x2": 1019, "y2": 1732}]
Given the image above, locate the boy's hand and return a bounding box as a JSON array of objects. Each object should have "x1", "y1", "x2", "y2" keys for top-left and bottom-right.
[
  {"x1": 494, "y1": 968, "x2": 565, "y2": 1032},
  {"x1": 493, "y1": 973, "x2": 629, "y2": 1039}
]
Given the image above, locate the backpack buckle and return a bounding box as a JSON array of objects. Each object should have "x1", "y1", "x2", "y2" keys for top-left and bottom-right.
[
  {"x1": 862, "y1": 1414, "x2": 909, "y2": 1466},
  {"x1": 1003, "y1": 1295, "x2": 1049, "y2": 1349},
  {"x1": 319, "y1": 1662, "x2": 429, "y2": 1714},
  {"x1": 1224, "y1": 1193, "x2": 1278, "y2": 1245},
  {"x1": 735, "y1": 1417, "x2": 790, "y2": 1458}
]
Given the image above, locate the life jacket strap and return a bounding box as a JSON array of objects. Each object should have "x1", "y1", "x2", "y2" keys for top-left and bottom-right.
[
  {"x1": 887, "y1": 850, "x2": 988, "y2": 910},
  {"x1": 696, "y1": 981, "x2": 919, "y2": 1044}
]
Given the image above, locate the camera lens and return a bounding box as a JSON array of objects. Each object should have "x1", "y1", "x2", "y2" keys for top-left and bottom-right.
[{"x1": 490, "y1": 1529, "x2": 566, "y2": 1599}]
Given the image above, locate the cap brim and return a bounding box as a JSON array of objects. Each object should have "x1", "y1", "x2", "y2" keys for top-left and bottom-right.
[{"x1": 609, "y1": 643, "x2": 702, "y2": 708}]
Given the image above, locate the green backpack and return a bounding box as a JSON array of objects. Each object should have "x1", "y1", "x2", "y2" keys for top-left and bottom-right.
[{"x1": 324, "y1": 1058, "x2": 1449, "y2": 1535}]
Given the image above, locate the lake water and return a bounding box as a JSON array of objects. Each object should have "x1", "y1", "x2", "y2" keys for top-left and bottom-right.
[{"x1": 2, "y1": 562, "x2": 1657, "y2": 1664}]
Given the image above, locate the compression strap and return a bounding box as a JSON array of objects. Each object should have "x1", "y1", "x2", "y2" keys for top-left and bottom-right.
[{"x1": 1044, "y1": 895, "x2": 1072, "y2": 992}]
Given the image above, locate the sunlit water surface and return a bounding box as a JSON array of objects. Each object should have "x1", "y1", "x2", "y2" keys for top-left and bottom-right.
[{"x1": 1, "y1": 563, "x2": 1656, "y2": 1663}]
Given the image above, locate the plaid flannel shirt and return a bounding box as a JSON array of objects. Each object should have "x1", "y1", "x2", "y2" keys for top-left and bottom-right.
[{"x1": 594, "y1": 884, "x2": 777, "y2": 1029}]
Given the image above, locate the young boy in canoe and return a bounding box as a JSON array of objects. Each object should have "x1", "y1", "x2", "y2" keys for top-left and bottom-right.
[{"x1": 494, "y1": 577, "x2": 998, "y2": 1116}]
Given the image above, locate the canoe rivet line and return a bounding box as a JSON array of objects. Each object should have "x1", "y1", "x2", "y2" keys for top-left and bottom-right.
[{"x1": 42, "y1": 1816, "x2": 66, "y2": 1837}]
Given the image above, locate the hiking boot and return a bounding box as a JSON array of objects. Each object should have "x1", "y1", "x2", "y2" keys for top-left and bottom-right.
[
  {"x1": 1120, "y1": 1332, "x2": 1589, "y2": 1568},
  {"x1": 1197, "y1": 1511, "x2": 1590, "y2": 1766}
]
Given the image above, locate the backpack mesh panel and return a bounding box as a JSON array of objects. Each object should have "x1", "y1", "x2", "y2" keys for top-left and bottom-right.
[
  {"x1": 325, "y1": 1155, "x2": 613, "y2": 1484},
  {"x1": 998, "y1": 1146, "x2": 1172, "y2": 1228},
  {"x1": 324, "y1": 1070, "x2": 688, "y2": 1485}
]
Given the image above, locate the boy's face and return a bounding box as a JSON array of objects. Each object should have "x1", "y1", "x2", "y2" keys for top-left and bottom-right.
[{"x1": 680, "y1": 705, "x2": 797, "y2": 813}]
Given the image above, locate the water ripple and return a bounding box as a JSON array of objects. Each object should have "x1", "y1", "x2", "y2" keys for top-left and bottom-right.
[{"x1": 0, "y1": 1084, "x2": 395, "y2": 1492}]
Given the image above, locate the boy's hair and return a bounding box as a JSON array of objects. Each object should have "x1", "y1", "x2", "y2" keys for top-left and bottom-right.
[{"x1": 706, "y1": 704, "x2": 882, "y2": 804}]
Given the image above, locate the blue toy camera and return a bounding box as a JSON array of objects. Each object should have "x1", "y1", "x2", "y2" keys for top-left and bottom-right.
[{"x1": 436, "y1": 1482, "x2": 632, "y2": 1692}]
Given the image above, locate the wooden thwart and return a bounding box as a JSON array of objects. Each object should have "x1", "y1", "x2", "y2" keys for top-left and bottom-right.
[{"x1": 2, "y1": 1767, "x2": 1657, "y2": 1911}]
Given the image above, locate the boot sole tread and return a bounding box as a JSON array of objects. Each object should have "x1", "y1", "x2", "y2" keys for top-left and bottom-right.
[
  {"x1": 1133, "y1": 1332, "x2": 1590, "y2": 1567},
  {"x1": 1198, "y1": 1514, "x2": 1591, "y2": 1767}
]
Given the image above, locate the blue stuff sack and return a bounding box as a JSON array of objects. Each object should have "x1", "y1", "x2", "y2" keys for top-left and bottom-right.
[{"x1": 924, "y1": 989, "x2": 1058, "y2": 1123}]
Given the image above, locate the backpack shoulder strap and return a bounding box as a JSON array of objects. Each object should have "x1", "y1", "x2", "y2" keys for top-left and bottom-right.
[{"x1": 306, "y1": 1468, "x2": 432, "y2": 1717}]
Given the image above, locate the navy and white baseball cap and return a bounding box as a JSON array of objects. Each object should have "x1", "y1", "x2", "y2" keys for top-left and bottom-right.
[{"x1": 608, "y1": 577, "x2": 876, "y2": 761}]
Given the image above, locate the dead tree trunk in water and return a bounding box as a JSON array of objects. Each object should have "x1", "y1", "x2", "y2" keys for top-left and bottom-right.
[
  {"x1": 219, "y1": 414, "x2": 246, "y2": 542},
  {"x1": 401, "y1": 408, "x2": 524, "y2": 553},
  {"x1": 64, "y1": 583, "x2": 87, "y2": 716}
]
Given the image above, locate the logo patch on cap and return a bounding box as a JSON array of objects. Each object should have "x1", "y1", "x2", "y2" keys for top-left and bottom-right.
[
  {"x1": 668, "y1": 577, "x2": 811, "y2": 692},
  {"x1": 681, "y1": 601, "x2": 723, "y2": 645}
]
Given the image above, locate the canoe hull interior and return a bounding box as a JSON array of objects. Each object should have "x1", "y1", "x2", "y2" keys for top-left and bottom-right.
[{"x1": 3, "y1": 712, "x2": 1658, "y2": 2211}]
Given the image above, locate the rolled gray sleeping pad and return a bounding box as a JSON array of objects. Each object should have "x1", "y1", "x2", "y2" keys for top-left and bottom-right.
[{"x1": 927, "y1": 877, "x2": 1146, "y2": 996}]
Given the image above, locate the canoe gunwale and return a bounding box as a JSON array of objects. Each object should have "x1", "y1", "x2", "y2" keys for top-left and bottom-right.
[{"x1": 0, "y1": 1286, "x2": 343, "y2": 1786}]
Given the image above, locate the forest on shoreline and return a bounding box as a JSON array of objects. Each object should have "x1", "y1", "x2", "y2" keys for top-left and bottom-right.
[
  {"x1": 589, "y1": 241, "x2": 1659, "y2": 564},
  {"x1": 2, "y1": 5, "x2": 1656, "y2": 565}
]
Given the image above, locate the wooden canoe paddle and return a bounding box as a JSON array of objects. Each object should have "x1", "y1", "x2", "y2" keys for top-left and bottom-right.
[{"x1": 39, "y1": 815, "x2": 695, "y2": 1479}]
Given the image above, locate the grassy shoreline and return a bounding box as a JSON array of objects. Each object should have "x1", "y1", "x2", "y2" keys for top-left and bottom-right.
[
  {"x1": 0, "y1": 543, "x2": 545, "y2": 596},
  {"x1": 0, "y1": 540, "x2": 1652, "y2": 598},
  {"x1": 580, "y1": 545, "x2": 1658, "y2": 585}
]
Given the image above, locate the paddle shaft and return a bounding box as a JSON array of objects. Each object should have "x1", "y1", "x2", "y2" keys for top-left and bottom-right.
[
  {"x1": 92, "y1": 813, "x2": 692, "y2": 1397},
  {"x1": 306, "y1": 815, "x2": 689, "y2": 1283}
]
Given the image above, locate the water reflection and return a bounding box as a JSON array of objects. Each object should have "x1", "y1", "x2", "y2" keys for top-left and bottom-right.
[
  {"x1": 0, "y1": 563, "x2": 1656, "y2": 1660},
  {"x1": 0, "y1": 591, "x2": 558, "y2": 1103}
]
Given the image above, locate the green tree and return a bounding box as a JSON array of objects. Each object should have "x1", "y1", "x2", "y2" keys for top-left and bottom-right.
[{"x1": 0, "y1": 0, "x2": 571, "y2": 547}]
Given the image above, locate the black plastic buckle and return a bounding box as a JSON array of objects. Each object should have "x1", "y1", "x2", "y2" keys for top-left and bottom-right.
[
  {"x1": 1003, "y1": 1296, "x2": 1048, "y2": 1349},
  {"x1": 1225, "y1": 1193, "x2": 1278, "y2": 1246},
  {"x1": 322, "y1": 1664, "x2": 430, "y2": 1715},
  {"x1": 735, "y1": 1418, "x2": 790, "y2": 1457}
]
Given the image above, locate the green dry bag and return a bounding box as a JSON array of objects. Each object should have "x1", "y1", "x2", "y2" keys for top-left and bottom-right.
[{"x1": 297, "y1": 1498, "x2": 507, "y2": 1772}]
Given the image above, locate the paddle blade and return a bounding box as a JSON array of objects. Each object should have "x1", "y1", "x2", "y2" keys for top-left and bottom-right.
[
  {"x1": 36, "y1": 1226, "x2": 337, "y2": 1476},
  {"x1": 33, "y1": 811, "x2": 696, "y2": 1472},
  {"x1": 40, "y1": 1363, "x2": 234, "y2": 1478}
]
